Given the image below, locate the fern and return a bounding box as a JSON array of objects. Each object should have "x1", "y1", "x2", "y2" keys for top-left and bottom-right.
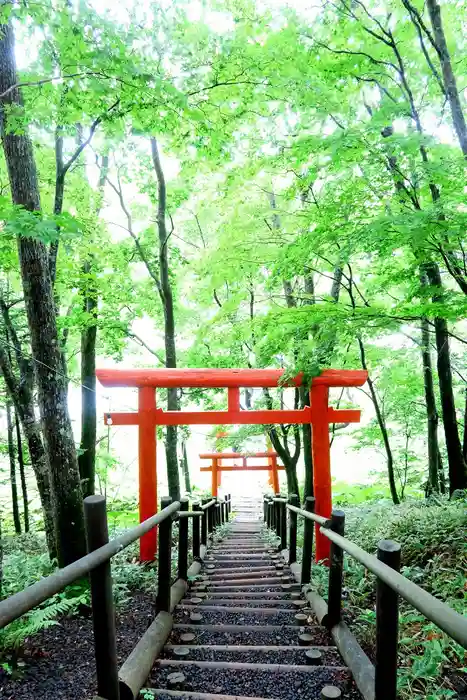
[{"x1": 0, "y1": 595, "x2": 85, "y2": 651}]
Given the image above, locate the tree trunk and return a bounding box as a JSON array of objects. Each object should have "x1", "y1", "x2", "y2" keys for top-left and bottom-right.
[
  {"x1": 424, "y1": 262, "x2": 467, "y2": 493},
  {"x1": 7, "y1": 402, "x2": 21, "y2": 534},
  {"x1": 78, "y1": 152, "x2": 108, "y2": 499},
  {"x1": 0, "y1": 342, "x2": 56, "y2": 557},
  {"x1": 420, "y1": 315, "x2": 441, "y2": 493},
  {"x1": 15, "y1": 409, "x2": 29, "y2": 532},
  {"x1": 78, "y1": 287, "x2": 97, "y2": 499},
  {"x1": 0, "y1": 18, "x2": 85, "y2": 566},
  {"x1": 462, "y1": 388, "x2": 467, "y2": 464},
  {"x1": 358, "y1": 338, "x2": 400, "y2": 504},
  {"x1": 150, "y1": 137, "x2": 180, "y2": 501},
  {"x1": 438, "y1": 449, "x2": 446, "y2": 495},
  {"x1": 300, "y1": 388, "x2": 313, "y2": 498},
  {"x1": 426, "y1": 0, "x2": 467, "y2": 157},
  {"x1": 181, "y1": 440, "x2": 191, "y2": 493}
]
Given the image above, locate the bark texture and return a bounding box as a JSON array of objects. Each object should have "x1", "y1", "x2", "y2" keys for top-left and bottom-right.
[
  {"x1": 180, "y1": 440, "x2": 191, "y2": 493},
  {"x1": 425, "y1": 0, "x2": 467, "y2": 157},
  {"x1": 15, "y1": 409, "x2": 29, "y2": 532},
  {"x1": 0, "y1": 18, "x2": 85, "y2": 565},
  {"x1": 424, "y1": 262, "x2": 467, "y2": 493},
  {"x1": 6, "y1": 401, "x2": 21, "y2": 534},
  {"x1": 420, "y1": 315, "x2": 441, "y2": 494},
  {"x1": 0, "y1": 313, "x2": 55, "y2": 556}
]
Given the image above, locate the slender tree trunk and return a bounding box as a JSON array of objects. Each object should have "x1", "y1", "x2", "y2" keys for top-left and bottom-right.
[
  {"x1": 0, "y1": 17, "x2": 85, "y2": 566},
  {"x1": 420, "y1": 315, "x2": 440, "y2": 493},
  {"x1": 78, "y1": 290, "x2": 97, "y2": 499},
  {"x1": 438, "y1": 449, "x2": 446, "y2": 495},
  {"x1": 6, "y1": 402, "x2": 21, "y2": 534},
  {"x1": 462, "y1": 388, "x2": 467, "y2": 464},
  {"x1": 181, "y1": 440, "x2": 191, "y2": 493},
  {"x1": 78, "y1": 153, "x2": 108, "y2": 499},
  {"x1": 150, "y1": 137, "x2": 180, "y2": 501},
  {"x1": 424, "y1": 262, "x2": 467, "y2": 493},
  {"x1": 300, "y1": 388, "x2": 313, "y2": 498},
  {"x1": 0, "y1": 342, "x2": 56, "y2": 556},
  {"x1": 0, "y1": 513, "x2": 2, "y2": 596},
  {"x1": 358, "y1": 338, "x2": 400, "y2": 504},
  {"x1": 15, "y1": 410, "x2": 29, "y2": 532},
  {"x1": 425, "y1": 0, "x2": 467, "y2": 157}
]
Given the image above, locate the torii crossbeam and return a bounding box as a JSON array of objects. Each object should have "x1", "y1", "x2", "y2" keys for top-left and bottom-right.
[
  {"x1": 199, "y1": 451, "x2": 284, "y2": 495},
  {"x1": 96, "y1": 368, "x2": 367, "y2": 562}
]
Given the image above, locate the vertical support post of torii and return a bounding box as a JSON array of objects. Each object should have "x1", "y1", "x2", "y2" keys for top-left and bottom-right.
[
  {"x1": 212, "y1": 457, "x2": 218, "y2": 497},
  {"x1": 311, "y1": 385, "x2": 332, "y2": 563},
  {"x1": 138, "y1": 387, "x2": 157, "y2": 561}
]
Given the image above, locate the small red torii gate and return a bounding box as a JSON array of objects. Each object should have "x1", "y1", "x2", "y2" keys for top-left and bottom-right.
[
  {"x1": 96, "y1": 367, "x2": 367, "y2": 563},
  {"x1": 199, "y1": 451, "x2": 284, "y2": 495}
]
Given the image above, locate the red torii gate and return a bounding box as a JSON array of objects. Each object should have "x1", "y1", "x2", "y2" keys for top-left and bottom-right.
[
  {"x1": 96, "y1": 367, "x2": 367, "y2": 562},
  {"x1": 199, "y1": 451, "x2": 284, "y2": 495}
]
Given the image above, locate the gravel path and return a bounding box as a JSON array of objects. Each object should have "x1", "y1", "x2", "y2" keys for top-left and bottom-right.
[
  {"x1": 193, "y1": 585, "x2": 287, "y2": 594},
  {"x1": 153, "y1": 505, "x2": 360, "y2": 700},
  {"x1": 149, "y1": 664, "x2": 353, "y2": 699},
  {"x1": 183, "y1": 599, "x2": 304, "y2": 608},
  {"x1": 0, "y1": 591, "x2": 155, "y2": 700},
  {"x1": 170, "y1": 626, "x2": 333, "y2": 646},
  {"x1": 173, "y1": 609, "x2": 299, "y2": 626},
  {"x1": 162, "y1": 646, "x2": 343, "y2": 666}
]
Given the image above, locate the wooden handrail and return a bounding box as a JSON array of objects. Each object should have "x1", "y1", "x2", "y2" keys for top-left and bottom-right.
[
  {"x1": 270, "y1": 496, "x2": 467, "y2": 700},
  {"x1": 321, "y1": 525, "x2": 467, "y2": 648},
  {"x1": 0, "y1": 498, "x2": 181, "y2": 630},
  {"x1": 284, "y1": 501, "x2": 467, "y2": 648},
  {"x1": 0, "y1": 491, "x2": 230, "y2": 700}
]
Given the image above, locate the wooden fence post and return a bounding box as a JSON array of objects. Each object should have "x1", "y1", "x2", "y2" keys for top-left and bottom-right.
[
  {"x1": 288, "y1": 494, "x2": 299, "y2": 564},
  {"x1": 156, "y1": 496, "x2": 173, "y2": 613},
  {"x1": 263, "y1": 496, "x2": 268, "y2": 523},
  {"x1": 84, "y1": 495, "x2": 120, "y2": 700},
  {"x1": 301, "y1": 496, "x2": 315, "y2": 586},
  {"x1": 326, "y1": 510, "x2": 345, "y2": 628},
  {"x1": 224, "y1": 495, "x2": 229, "y2": 521},
  {"x1": 375, "y1": 539, "x2": 401, "y2": 700},
  {"x1": 193, "y1": 503, "x2": 201, "y2": 560},
  {"x1": 178, "y1": 498, "x2": 189, "y2": 580},
  {"x1": 201, "y1": 498, "x2": 208, "y2": 546},
  {"x1": 280, "y1": 500, "x2": 287, "y2": 550},
  {"x1": 215, "y1": 502, "x2": 221, "y2": 528}
]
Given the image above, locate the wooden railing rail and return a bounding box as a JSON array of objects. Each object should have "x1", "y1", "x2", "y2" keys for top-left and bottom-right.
[
  {"x1": 0, "y1": 492, "x2": 230, "y2": 700},
  {"x1": 263, "y1": 494, "x2": 467, "y2": 700}
]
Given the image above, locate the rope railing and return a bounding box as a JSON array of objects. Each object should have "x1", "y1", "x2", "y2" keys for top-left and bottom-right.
[
  {"x1": 263, "y1": 493, "x2": 467, "y2": 700},
  {"x1": 0, "y1": 491, "x2": 232, "y2": 700}
]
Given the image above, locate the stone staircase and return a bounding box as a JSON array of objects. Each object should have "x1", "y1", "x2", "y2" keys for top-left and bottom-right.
[{"x1": 146, "y1": 498, "x2": 359, "y2": 700}]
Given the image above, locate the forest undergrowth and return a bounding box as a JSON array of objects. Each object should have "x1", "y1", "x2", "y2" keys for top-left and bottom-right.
[{"x1": 305, "y1": 497, "x2": 467, "y2": 700}]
